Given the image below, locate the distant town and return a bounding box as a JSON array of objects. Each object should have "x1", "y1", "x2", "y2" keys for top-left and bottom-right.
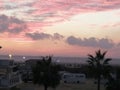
[{"x1": 0, "y1": 51, "x2": 120, "y2": 90}]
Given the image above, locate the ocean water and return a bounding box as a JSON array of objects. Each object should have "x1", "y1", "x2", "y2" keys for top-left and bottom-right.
[
  {"x1": 53, "y1": 57, "x2": 120, "y2": 65},
  {"x1": 0, "y1": 55, "x2": 120, "y2": 65}
]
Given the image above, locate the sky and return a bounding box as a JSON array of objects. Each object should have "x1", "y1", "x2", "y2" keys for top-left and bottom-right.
[{"x1": 0, "y1": 0, "x2": 120, "y2": 58}]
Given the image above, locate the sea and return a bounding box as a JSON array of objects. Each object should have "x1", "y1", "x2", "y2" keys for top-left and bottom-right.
[{"x1": 0, "y1": 55, "x2": 120, "y2": 66}]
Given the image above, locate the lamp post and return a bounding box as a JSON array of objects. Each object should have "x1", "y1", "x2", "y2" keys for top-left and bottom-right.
[{"x1": 9, "y1": 54, "x2": 12, "y2": 59}]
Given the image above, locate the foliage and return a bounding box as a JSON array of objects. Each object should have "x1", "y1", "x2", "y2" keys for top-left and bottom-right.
[
  {"x1": 105, "y1": 77, "x2": 120, "y2": 90},
  {"x1": 32, "y1": 56, "x2": 61, "y2": 90}
]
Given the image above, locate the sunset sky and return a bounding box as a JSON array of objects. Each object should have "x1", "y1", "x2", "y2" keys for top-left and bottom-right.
[{"x1": 0, "y1": 0, "x2": 120, "y2": 58}]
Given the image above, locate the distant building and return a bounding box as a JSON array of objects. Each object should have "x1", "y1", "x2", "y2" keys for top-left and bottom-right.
[
  {"x1": 0, "y1": 59, "x2": 22, "y2": 89},
  {"x1": 21, "y1": 59, "x2": 42, "y2": 82},
  {"x1": 54, "y1": 61, "x2": 82, "y2": 68},
  {"x1": 63, "y1": 63, "x2": 82, "y2": 68}
]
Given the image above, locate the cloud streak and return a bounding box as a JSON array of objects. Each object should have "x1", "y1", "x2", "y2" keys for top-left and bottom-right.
[
  {"x1": 66, "y1": 36, "x2": 115, "y2": 49},
  {"x1": 27, "y1": 0, "x2": 120, "y2": 23}
]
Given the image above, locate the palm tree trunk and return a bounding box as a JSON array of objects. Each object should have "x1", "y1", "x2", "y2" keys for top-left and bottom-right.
[
  {"x1": 97, "y1": 75, "x2": 101, "y2": 90},
  {"x1": 44, "y1": 85, "x2": 48, "y2": 90}
]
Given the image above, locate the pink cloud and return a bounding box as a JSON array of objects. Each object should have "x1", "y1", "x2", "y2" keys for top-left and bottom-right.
[
  {"x1": 26, "y1": 0, "x2": 120, "y2": 24},
  {"x1": 0, "y1": 0, "x2": 120, "y2": 36},
  {"x1": 112, "y1": 22, "x2": 120, "y2": 27},
  {"x1": 102, "y1": 22, "x2": 120, "y2": 29},
  {"x1": 0, "y1": 1, "x2": 2, "y2": 6},
  {"x1": 26, "y1": 22, "x2": 52, "y2": 32}
]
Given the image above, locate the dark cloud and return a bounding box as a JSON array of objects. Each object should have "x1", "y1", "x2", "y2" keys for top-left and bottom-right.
[
  {"x1": 26, "y1": 32, "x2": 64, "y2": 40},
  {"x1": 66, "y1": 36, "x2": 115, "y2": 49},
  {"x1": 0, "y1": 15, "x2": 26, "y2": 34},
  {"x1": 26, "y1": 32, "x2": 52, "y2": 40},
  {"x1": 53, "y1": 33, "x2": 64, "y2": 40}
]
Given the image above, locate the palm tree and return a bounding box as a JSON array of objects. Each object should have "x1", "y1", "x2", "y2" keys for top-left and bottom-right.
[
  {"x1": 87, "y1": 50, "x2": 112, "y2": 90},
  {"x1": 32, "y1": 56, "x2": 60, "y2": 90}
]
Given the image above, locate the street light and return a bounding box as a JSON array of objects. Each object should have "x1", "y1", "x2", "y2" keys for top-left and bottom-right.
[
  {"x1": 23, "y1": 56, "x2": 26, "y2": 60},
  {"x1": 9, "y1": 54, "x2": 12, "y2": 59}
]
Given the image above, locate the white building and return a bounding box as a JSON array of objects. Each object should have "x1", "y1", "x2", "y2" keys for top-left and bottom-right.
[{"x1": 0, "y1": 60, "x2": 22, "y2": 89}]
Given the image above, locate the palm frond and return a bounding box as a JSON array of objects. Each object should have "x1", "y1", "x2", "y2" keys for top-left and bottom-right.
[
  {"x1": 96, "y1": 49, "x2": 101, "y2": 56},
  {"x1": 95, "y1": 50, "x2": 102, "y2": 61},
  {"x1": 102, "y1": 51, "x2": 107, "y2": 59},
  {"x1": 87, "y1": 60, "x2": 94, "y2": 65},
  {"x1": 88, "y1": 54, "x2": 94, "y2": 58},
  {"x1": 88, "y1": 54, "x2": 96, "y2": 61},
  {"x1": 103, "y1": 58, "x2": 112, "y2": 65}
]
